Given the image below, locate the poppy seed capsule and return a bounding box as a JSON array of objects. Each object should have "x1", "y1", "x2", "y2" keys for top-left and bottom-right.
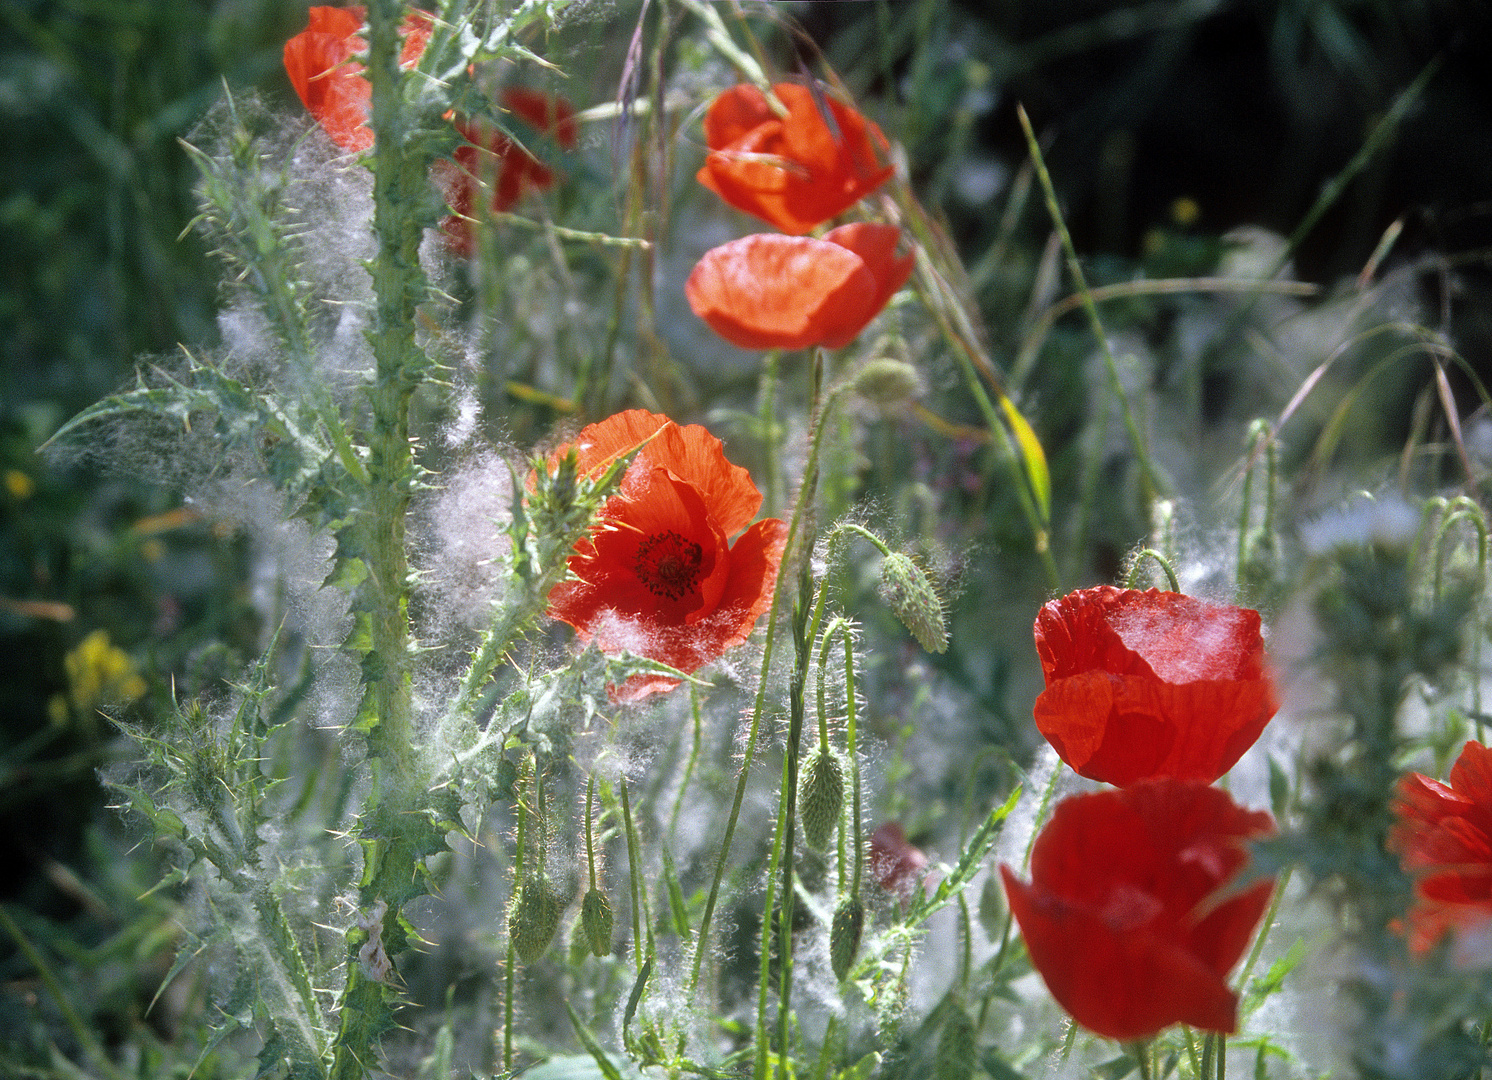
[
  {"x1": 878, "y1": 552, "x2": 948, "y2": 653},
  {"x1": 829, "y1": 893, "x2": 864, "y2": 980},
  {"x1": 798, "y1": 745, "x2": 845, "y2": 852},
  {"x1": 580, "y1": 888, "x2": 614, "y2": 958},
  {"x1": 509, "y1": 876, "x2": 565, "y2": 964}
]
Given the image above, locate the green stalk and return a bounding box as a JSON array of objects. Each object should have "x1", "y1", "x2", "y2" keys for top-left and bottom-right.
[
  {"x1": 766, "y1": 561, "x2": 816, "y2": 1078},
  {"x1": 687, "y1": 382, "x2": 851, "y2": 996},
  {"x1": 328, "y1": 2, "x2": 438, "y2": 1074},
  {"x1": 0, "y1": 906, "x2": 129, "y2": 1080},
  {"x1": 1016, "y1": 104, "x2": 1166, "y2": 502}
]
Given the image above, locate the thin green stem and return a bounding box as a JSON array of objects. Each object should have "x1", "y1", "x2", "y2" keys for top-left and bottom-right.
[
  {"x1": 761, "y1": 350, "x2": 781, "y2": 519},
  {"x1": 688, "y1": 383, "x2": 851, "y2": 995},
  {"x1": 669, "y1": 685, "x2": 706, "y2": 841},
  {"x1": 0, "y1": 905, "x2": 129, "y2": 1080},
  {"x1": 1017, "y1": 103, "x2": 1166, "y2": 501},
  {"x1": 768, "y1": 561, "x2": 816, "y2": 1078},
  {"x1": 843, "y1": 625, "x2": 862, "y2": 897},
  {"x1": 585, "y1": 774, "x2": 598, "y2": 891},
  {"x1": 1236, "y1": 866, "x2": 1292, "y2": 991},
  {"x1": 621, "y1": 781, "x2": 653, "y2": 968}
]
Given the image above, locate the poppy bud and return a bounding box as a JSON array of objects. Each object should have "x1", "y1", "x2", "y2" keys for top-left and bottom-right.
[
  {"x1": 829, "y1": 892, "x2": 865, "y2": 981},
  {"x1": 878, "y1": 552, "x2": 948, "y2": 654},
  {"x1": 851, "y1": 357, "x2": 923, "y2": 407},
  {"x1": 580, "y1": 887, "x2": 614, "y2": 958},
  {"x1": 798, "y1": 745, "x2": 845, "y2": 852},
  {"x1": 934, "y1": 1007, "x2": 978, "y2": 1080},
  {"x1": 509, "y1": 875, "x2": 565, "y2": 964}
]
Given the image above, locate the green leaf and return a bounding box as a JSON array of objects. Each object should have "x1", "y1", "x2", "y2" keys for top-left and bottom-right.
[
  {"x1": 906, "y1": 787, "x2": 1021, "y2": 925},
  {"x1": 566, "y1": 1001, "x2": 624, "y2": 1080}
]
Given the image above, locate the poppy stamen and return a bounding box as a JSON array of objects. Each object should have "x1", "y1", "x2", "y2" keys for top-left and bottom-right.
[{"x1": 635, "y1": 531, "x2": 704, "y2": 601}]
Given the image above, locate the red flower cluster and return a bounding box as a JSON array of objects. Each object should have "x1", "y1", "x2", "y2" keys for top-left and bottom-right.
[
  {"x1": 1001, "y1": 780, "x2": 1275, "y2": 1041},
  {"x1": 544, "y1": 410, "x2": 786, "y2": 702},
  {"x1": 283, "y1": 6, "x2": 433, "y2": 153},
  {"x1": 685, "y1": 224, "x2": 913, "y2": 351},
  {"x1": 696, "y1": 83, "x2": 893, "y2": 236},
  {"x1": 1032, "y1": 586, "x2": 1278, "y2": 786},
  {"x1": 434, "y1": 89, "x2": 579, "y2": 257},
  {"x1": 1390, "y1": 740, "x2": 1492, "y2": 955},
  {"x1": 284, "y1": 7, "x2": 574, "y2": 255},
  {"x1": 688, "y1": 82, "x2": 905, "y2": 353}
]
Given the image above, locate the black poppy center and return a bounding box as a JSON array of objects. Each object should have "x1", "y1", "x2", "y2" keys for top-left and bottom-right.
[{"x1": 635, "y1": 530, "x2": 705, "y2": 601}]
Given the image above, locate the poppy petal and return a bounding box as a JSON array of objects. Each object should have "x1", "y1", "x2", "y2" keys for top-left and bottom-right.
[
  {"x1": 685, "y1": 233, "x2": 876, "y2": 352},
  {"x1": 1391, "y1": 740, "x2": 1492, "y2": 953},
  {"x1": 1032, "y1": 586, "x2": 1277, "y2": 785},
  {"x1": 283, "y1": 5, "x2": 431, "y2": 153},
  {"x1": 543, "y1": 410, "x2": 783, "y2": 702},
  {"x1": 1003, "y1": 780, "x2": 1274, "y2": 1041},
  {"x1": 696, "y1": 82, "x2": 892, "y2": 235}
]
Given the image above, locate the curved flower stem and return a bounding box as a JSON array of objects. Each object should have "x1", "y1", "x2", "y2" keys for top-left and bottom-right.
[
  {"x1": 843, "y1": 627, "x2": 863, "y2": 898},
  {"x1": 815, "y1": 612, "x2": 859, "y2": 895},
  {"x1": 1125, "y1": 548, "x2": 1180, "y2": 592},
  {"x1": 1016, "y1": 103, "x2": 1167, "y2": 504},
  {"x1": 687, "y1": 382, "x2": 851, "y2": 998},
  {"x1": 1433, "y1": 503, "x2": 1488, "y2": 601}
]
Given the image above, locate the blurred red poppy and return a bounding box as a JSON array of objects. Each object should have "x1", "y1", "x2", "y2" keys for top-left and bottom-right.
[
  {"x1": 686, "y1": 223, "x2": 912, "y2": 352},
  {"x1": 435, "y1": 88, "x2": 579, "y2": 257},
  {"x1": 1390, "y1": 740, "x2": 1492, "y2": 956},
  {"x1": 1033, "y1": 586, "x2": 1277, "y2": 786},
  {"x1": 1001, "y1": 779, "x2": 1275, "y2": 1041},
  {"x1": 696, "y1": 83, "x2": 892, "y2": 235},
  {"x1": 869, "y1": 822, "x2": 928, "y2": 900},
  {"x1": 545, "y1": 410, "x2": 786, "y2": 702},
  {"x1": 283, "y1": 5, "x2": 433, "y2": 152}
]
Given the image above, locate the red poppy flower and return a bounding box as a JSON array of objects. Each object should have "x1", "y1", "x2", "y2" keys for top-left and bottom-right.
[
  {"x1": 1032, "y1": 586, "x2": 1278, "y2": 786},
  {"x1": 544, "y1": 410, "x2": 787, "y2": 702},
  {"x1": 696, "y1": 83, "x2": 893, "y2": 235},
  {"x1": 283, "y1": 5, "x2": 433, "y2": 152},
  {"x1": 435, "y1": 88, "x2": 579, "y2": 257},
  {"x1": 1389, "y1": 740, "x2": 1492, "y2": 955},
  {"x1": 685, "y1": 224, "x2": 912, "y2": 352},
  {"x1": 1001, "y1": 779, "x2": 1275, "y2": 1041}
]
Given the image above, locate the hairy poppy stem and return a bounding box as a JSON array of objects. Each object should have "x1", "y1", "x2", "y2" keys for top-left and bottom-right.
[
  {"x1": 689, "y1": 384, "x2": 852, "y2": 1003},
  {"x1": 1125, "y1": 548, "x2": 1180, "y2": 593}
]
